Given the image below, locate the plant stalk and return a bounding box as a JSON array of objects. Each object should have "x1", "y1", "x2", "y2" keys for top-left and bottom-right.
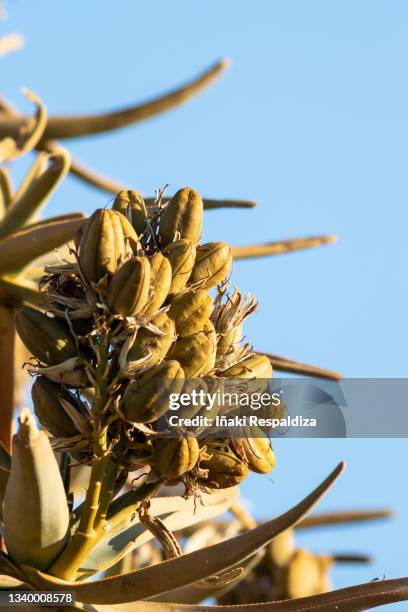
[{"x1": 50, "y1": 327, "x2": 118, "y2": 581}]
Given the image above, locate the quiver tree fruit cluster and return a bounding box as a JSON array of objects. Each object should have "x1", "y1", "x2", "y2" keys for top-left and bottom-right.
[{"x1": 15, "y1": 186, "x2": 276, "y2": 507}]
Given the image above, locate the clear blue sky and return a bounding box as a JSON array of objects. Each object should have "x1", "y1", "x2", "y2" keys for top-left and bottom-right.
[{"x1": 3, "y1": 1, "x2": 407, "y2": 607}]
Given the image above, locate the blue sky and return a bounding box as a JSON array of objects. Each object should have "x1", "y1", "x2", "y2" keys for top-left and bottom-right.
[{"x1": 3, "y1": 1, "x2": 407, "y2": 606}]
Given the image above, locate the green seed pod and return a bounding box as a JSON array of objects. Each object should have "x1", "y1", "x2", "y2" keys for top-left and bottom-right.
[
  {"x1": 189, "y1": 242, "x2": 232, "y2": 289},
  {"x1": 127, "y1": 311, "x2": 175, "y2": 367},
  {"x1": 216, "y1": 323, "x2": 243, "y2": 358},
  {"x1": 159, "y1": 187, "x2": 203, "y2": 246},
  {"x1": 177, "y1": 378, "x2": 209, "y2": 419},
  {"x1": 169, "y1": 320, "x2": 217, "y2": 377},
  {"x1": 16, "y1": 306, "x2": 78, "y2": 366},
  {"x1": 112, "y1": 189, "x2": 147, "y2": 235},
  {"x1": 154, "y1": 437, "x2": 199, "y2": 479},
  {"x1": 238, "y1": 431, "x2": 276, "y2": 474},
  {"x1": 3, "y1": 410, "x2": 70, "y2": 571},
  {"x1": 220, "y1": 353, "x2": 273, "y2": 379},
  {"x1": 121, "y1": 360, "x2": 184, "y2": 423},
  {"x1": 163, "y1": 239, "x2": 196, "y2": 295},
  {"x1": 144, "y1": 252, "x2": 172, "y2": 316},
  {"x1": 31, "y1": 377, "x2": 80, "y2": 437},
  {"x1": 201, "y1": 447, "x2": 249, "y2": 489},
  {"x1": 168, "y1": 289, "x2": 213, "y2": 337},
  {"x1": 106, "y1": 256, "x2": 150, "y2": 316},
  {"x1": 78, "y1": 209, "x2": 139, "y2": 283}
]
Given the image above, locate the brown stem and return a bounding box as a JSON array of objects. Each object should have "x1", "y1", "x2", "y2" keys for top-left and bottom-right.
[{"x1": 0, "y1": 306, "x2": 16, "y2": 452}]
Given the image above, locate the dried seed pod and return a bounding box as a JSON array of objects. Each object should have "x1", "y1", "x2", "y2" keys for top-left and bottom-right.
[
  {"x1": 163, "y1": 239, "x2": 196, "y2": 295},
  {"x1": 31, "y1": 376, "x2": 81, "y2": 437},
  {"x1": 238, "y1": 430, "x2": 276, "y2": 474},
  {"x1": 3, "y1": 410, "x2": 70, "y2": 571},
  {"x1": 112, "y1": 189, "x2": 147, "y2": 235},
  {"x1": 106, "y1": 256, "x2": 150, "y2": 316},
  {"x1": 127, "y1": 311, "x2": 175, "y2": 368},
  {"x1": 216, "y1": 323, "x2": 243, "y2": 357},
  {"x1": 34, "y1": 359, "x2": 89, "y2": 389},
  {"x1": 16, "y1": 305, "x2": 78, "y2": 366},
  {"x1": 121, "y1": 360, "x2": 184, "y2": 423},
  {"x1": 78, "y1": 208, "x2": 139, "y2": 283},
  {"x1": 159, "y1": 187, "x2": 203, "y2": 246},
  {"x1": 168, "y1": 289, "x2": 213, "y2": 337},
  {"x1": 220, "y1": 353, "x2": 273, "y2": 379},
  {"x1": 189, "y1": 242, "x2": 232, "y2": 289},
  {"x1": 144, "y1": 252, "x2": 172, "y2": 316},
  {"x1": 201, "y1": 447, "x2": 249, "y2": 489},
  {"x1": 153, "y1": 437, "x2": 199, "y2": 479},
  {"x1": 169, "y1": 320, "x2": 217, "y2": 376}
]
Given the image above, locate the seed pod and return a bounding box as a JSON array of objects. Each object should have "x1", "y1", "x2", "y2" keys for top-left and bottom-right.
[
  {"x1": 159, "y1": 187, "x2": 203, "y2": 246},
  {"x1": 163, "y1": 239, "x2": 196, "y2": 295},
  {"x1": 3, "y1": 410, "x2": 70, "y2": 571},
  {"x1": 154, "y1": 437, "x2": 199, "y2": 479},
  {"x1": 201, "y1": 447, "x2": 249, "y2": 489},
  {"x1": 189, "y1": 242, "x2": 232, "y2": 289},
  {"x1": 31, "y1": 377, "x2": 80, "y2": 437},
  {"x1": 78, "y1": 209, "x2": 139, "y2": 283},
  {"x1": 112, "y1": 189, "x2": 147, "y2": 235},
  {"x1": 216, "y1": 323, "x2": 243, "y2": 358},
  {"x1": 220, "y1": 353, "x2": 273, "y2": 379},
  {"x1": 127, "y1": 311, "x2": 175, "y2": 368},
  {"x1": 285, "y1": 549, "x2": 332, "y2": 598},
  {"x1": 178, "y1": 378, "x2": 209, "y2": 419},
  {"x1": 121, "y1": 360, "x2": 184, "y2": 423},
  {"x1": 238, "y1": 431, "x2": 276, "y2": 474},
  {"x1": 106, "y1": 256, "x2": 150, "y2": 316},
  {"x1": 35, "y1": 359, "x2": 89, "y2": 389},
  {"x1": 16, "y1": 306, "x2": 78, "y2": 366},
  {"x1": 169, "y1": 320, "x2": 217, "y2": 377},
  {"x1": 168, "y1": 289, "x2": 213, "y2": 337},
  {"x1": 268, "y1": 530, "x2": 295, "y2": 567},
  {"x1": 144, "y1": 252, "x2": 172, "y2": 316}
]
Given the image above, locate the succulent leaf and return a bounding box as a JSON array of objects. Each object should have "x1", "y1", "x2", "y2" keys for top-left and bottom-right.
[
  {"x1": 0, "y1": 216, "x2": 84, "y2": 275},
  {"x1": 0, "y1": 147, "x2": 70, "y2": 239},
  {"x1": 232, "y1": 235, "x2": 337, "y2": 260}
]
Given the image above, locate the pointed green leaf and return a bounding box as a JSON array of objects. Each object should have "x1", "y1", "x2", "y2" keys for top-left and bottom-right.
[
  {"x1": 74, "y1": 577, "x2": 408, "y2": 611},
  {"x1": 0, "y1": 169, "x2": 12, "y2": 218},
  {"x1": 298, "y1": 508, "x2": 393, "y2": 528},
  {"x1": 232, "y1": 235, "x2": 337, "y2": 260},
  {"x1": 0, "y1": 60, "x2": 229, "y2": 141},
  {"x1": 258, "y1": 351, "x2": 342, "y2": 380},
  {"x1": 150, "y1": 551, "x2": 263, "y2": 604},
  {"x1": 0, "y1": 147, "x2": 70, "y2": 239},
  {"x1": 69, "y1": 157, "x2": 129, "y2": 194},
  {"x1": 145, "y1": 197, "x2": 256, "y2": 210},
  {"x1": 0, "y1": 217, "x2": 84, "y2": 275},
  {"x1": 0, "y1": 90, "x2": 47, "y2": 162},
  {"x1": 0, "y1": 275, "x2": 44, "y2": 307}
]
